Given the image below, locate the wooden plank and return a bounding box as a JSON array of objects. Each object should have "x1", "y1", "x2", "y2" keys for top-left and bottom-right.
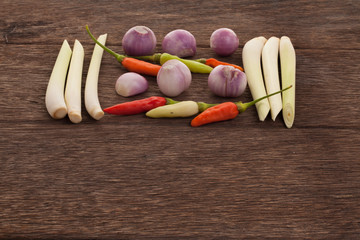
[
  {"x1": 1, "y1": 0, "x2": 359, "y2": 49},
  {"x1": 1, "y1": 0, "x2": 360, "y2": 239},
  {"x1": 1, "y1": 126, "x2": 360, "y2": 238}
]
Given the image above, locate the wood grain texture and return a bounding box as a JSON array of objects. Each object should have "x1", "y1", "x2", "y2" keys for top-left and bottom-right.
[{"x1": 1, "y1": 0, "x2": 360, "y2": 239}]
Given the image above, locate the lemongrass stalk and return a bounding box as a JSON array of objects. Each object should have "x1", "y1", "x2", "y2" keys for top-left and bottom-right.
[
  {"x1": 242, "y1": 36, "x2": 270, "y2": 121},
  {"x1": 85, "y1": 33, "x2": 107, "y2": 120},
  {"x1": 262, "y1": 36, "x2": 282, "y2": 121},
  {"x1": 65, "y1": 40, "x2": 84, "y2": 123},
  {"x1": 280, "y1": 36, "x2": 296, "y2": 128},
  {"x1": 45, "y1": 40, "x2": 72, "y2": 119}
]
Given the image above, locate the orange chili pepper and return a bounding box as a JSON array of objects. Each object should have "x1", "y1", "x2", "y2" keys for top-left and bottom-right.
[
  {"x1": 205, "y1": 58, "x2": 244, "y2": 71},
  {"x1": 191, "y1": 102, "x2": 238, "y2": 127},
  {"x1": 86, "y1": 25, "x2": 161, "y2": 76},
  {"x1": 191, "y1": 85, "x2": 293, "y2": 127},
  {"x1": 121, "y1": 58, "x2": 161, "y2": 76}
]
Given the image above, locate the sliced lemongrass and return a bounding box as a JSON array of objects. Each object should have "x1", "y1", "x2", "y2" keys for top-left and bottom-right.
[
  {"x1": 85, "y1": 33, "x2": 107, "y2": 120},
  {"x1": 280, "y1": 36, "x2": 296, "y2": 128},
  {"x1": 242, "y1": 36, "x2": 270, "y2": 121},
  {"x1": 65, "y1": 40, "x2": 84, "y2": 124},
  {"x1": 262, "y1": 36, "x2": 282, "y2": 121},
  {"x1": 45, "y1": 40, "x2": 72, "y2": 119}
]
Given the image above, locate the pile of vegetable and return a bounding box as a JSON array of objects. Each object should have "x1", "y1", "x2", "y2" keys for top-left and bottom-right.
[{"x1": 45, "y1": 25, "x2": 296, "y2": 128}]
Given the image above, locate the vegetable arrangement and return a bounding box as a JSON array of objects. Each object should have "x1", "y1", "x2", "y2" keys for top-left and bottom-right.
[{"x1": 45, "y1": 24, "x2": 296, "y2": 128}]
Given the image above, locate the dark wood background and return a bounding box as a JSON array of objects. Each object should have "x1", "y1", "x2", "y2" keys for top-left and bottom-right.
[{"x1": 1, "y1": 0, "x2": 359, "y2": 239}]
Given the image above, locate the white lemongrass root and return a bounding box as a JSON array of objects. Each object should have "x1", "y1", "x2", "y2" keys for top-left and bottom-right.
[
  {"x1": 262, "y1": 36, "x2": 282, "y2": 121},
  {"x1": 242, "y1": 36, "x2": 270, "y2": 121},
  {"x1": 280, "y1": 36, "x2": 296, "y2": 128},
  {"x1": 45, "y1": 40, "x2": 72, "y2": 119},
  {"x1": 85, "y1": 33, "x2": 107, "y2": 120},
  {"x1": 65, "y1": 40, "x2": 84, "y2": 124}
]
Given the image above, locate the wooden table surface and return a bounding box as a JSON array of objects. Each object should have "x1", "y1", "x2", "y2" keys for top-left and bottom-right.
[{"x1": 1, "y1": 0, "x2": 359, "y2": 239}]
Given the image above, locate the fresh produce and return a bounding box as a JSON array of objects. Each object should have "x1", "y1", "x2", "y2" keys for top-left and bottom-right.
[
  {"x1": 280, "y1": 36, "x2": 296, "y2": 128},
  {"x1": 135, "y1": 53, "x2": 213, "y2": 73},
  {"x1": 45, "y1": 40, "x2": 72, "y2": 119},
  {"x1": 86, "y1": 26, "x2": 161, "y2": 76},
  {"x1": 146, "y1": 101, "x2": 199, "y2": 118},
  {"x1": 122, "y1": 26, "x2": 156, "y2": 56},
  {"x1": 262, "y1": 36, "x2": 282, "y2": 121},
  {"x1": 210, "y1": 28, "x2": 239, "y2": 56},
  {"x1": 242, "y1": 36, "x2": 270, "y2": 121},
  {"x1": 191, "y1": 85, "x2": 292, "y2": 127},
  {"x1": 208, "y1": 65, "x2": 247, "y2": 97},
  {"x1": 65, "y1": 40, "x2": 84, "y2": 124},
  {"x1": 103, "y1": 96, "x2": 166, "y2": 115},
  {"x1": 157, "y1": 59, "x2": 192, "y2": 97},
  {"x1": 191, "y1": 102, "x2": 238, "y2": 127},
  {"x1": 162, "y1": 29, "x2": 197, "y2": 57},
  {"x1": 85, "y1": 33, "x2": 107, "y2": 120},
  {"x1": 115, "y1": 72, "x2": 148, "y2": 97},
  {"x1": 196, "y1": 58, "x2": 244, "y2": 71}
]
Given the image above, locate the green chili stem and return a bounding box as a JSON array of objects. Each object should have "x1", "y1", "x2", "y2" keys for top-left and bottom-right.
[
  {"x1": 197, "y1": 102, "x2": 218, "y2": 112},
  {"x1": 165, "y1": 98, "x2": 181, "y2": 105},
  {"x1": 194, "y1": 58, "x2": 207, "y2": 64},
  {"x1": 134, "y1": 53, "x2": 162, "y2": 63},
  {"x1": 86, "y1": 25, "x2": 125, "y2": 63},
  {"x1": 236, "y1": 85, "x2": 293, "y2": 113}
]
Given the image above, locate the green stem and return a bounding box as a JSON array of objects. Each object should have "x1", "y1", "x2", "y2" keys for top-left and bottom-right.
[
  {"x1": 236, "y1": 85, "x2": 293, "y2": 113},
  {"x1": 194, "y1": 58, "x2": 207, "y2": 64},
  {"x1": 85, "y1": 25, "x2": 125, "y2": 63},
  {"x1": 134, "y1": 53, "x2": 162, "y2": 63},
  {"x1": 197, "y1": 102, "x2": 218, "y2": 112},
  {"x1": 165, "y1": 98, "x2": 181, "y2": 105}
]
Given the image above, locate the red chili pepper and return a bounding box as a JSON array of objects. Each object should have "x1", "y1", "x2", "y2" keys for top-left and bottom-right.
[
  {"x1": 191, "y1": 102, "x2": 239, "y2": 127},
  {"x1": 103, "y1": 97, "x2": 166, "y2": 115},
  {"x1": 205, "y1": 58, "x2": 244, "y2": 71}
]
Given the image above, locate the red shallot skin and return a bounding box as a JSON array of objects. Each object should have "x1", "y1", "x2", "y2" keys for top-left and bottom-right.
[
  {"x1": 210, "y1": 28, "x2": 239, "y2": 56},
  {"x1": 115, "y1": 72, "x2": 149, "y2": 97},
  {"x1": 157, "y1": 59, "x2": 192, "y2": 97},
  {"x1": 122, "y1": 26, "x2": 157, "y2": 56},
  {"x1": 162, "y1": 29, "x2": 197, "y2": 57},
  {"x1": 208, "y1": 65, "x2": 247, "y2": 97}
]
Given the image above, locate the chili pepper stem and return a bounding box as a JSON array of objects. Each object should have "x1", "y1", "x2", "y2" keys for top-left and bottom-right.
[
  {"x1": 134, "y1": 53, "x2": 162, "y2": 63},
  {"x1": 165, "y1": 98, "x2": 181, "y2": 105},
  {"x1": 194, "y1": 58, "x2": 207, "y2": 64},
  {"x1": 197, "y1": 102, "x2": 218, "y2": 112},
  {"x1": 236, "y1": 85, "x2": 293, "y2": 113},
  {"x1": 86, "y1": 25, "x2": 125, "y2": 63}
]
